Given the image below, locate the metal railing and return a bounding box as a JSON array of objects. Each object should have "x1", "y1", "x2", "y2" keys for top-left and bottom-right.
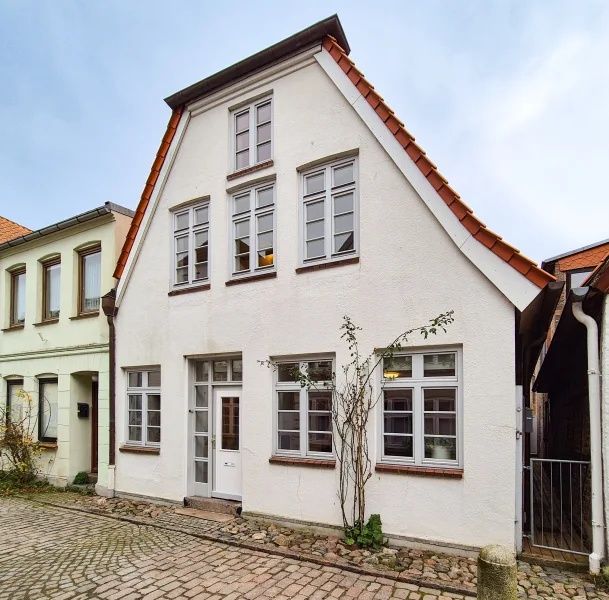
[{"x1": 529, "y1": 458, "x2": 591, "y2": 555}]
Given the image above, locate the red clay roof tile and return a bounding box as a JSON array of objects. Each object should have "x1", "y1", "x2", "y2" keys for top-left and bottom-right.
[
  {"x1": 322, "y1": 35, "x2": 554, "y2": 289},
  {"x1": 0, "y1": 216, "x2": 31, "y2": 244}
]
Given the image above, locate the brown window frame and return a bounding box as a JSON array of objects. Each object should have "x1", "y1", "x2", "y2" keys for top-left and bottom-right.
[
  {"x1": 42, "y1": 257, "x2": 61, "y2": 322},
  {"x1": 78, "y1": 246, "x2": 101, "y2": 316},
  {"x1": 9, "y1": 267, "x2": 26, "y2": 327},
  {"x1": 38, "y1": 378, "x2": 59, "y2": 443}
]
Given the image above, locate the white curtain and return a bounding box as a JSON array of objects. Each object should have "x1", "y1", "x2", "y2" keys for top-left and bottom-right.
[
  {"x1": 47, "y1": 264, "x2": 61, "y2": 318},
  {"x1": 40, "y1": 382, "x2": 58, "y2": 440},
  {"x1": 83, "y1": 252, "x2": 101, "y2": 311},
  {"x1": 14, "y1": 273, "x2": 26, "y2": 323}
]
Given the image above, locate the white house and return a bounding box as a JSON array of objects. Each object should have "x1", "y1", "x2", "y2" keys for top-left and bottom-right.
[
  {"x1": 109, "y1": 16, "x2": 557, "y2": 553},
  {"x1": 0, "y1": 203, "x2": 133, "y2": 490}
]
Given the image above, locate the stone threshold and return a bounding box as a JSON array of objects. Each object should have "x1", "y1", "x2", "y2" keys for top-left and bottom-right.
[{"x1": 19, "y1": 495, "x2": 475, "y2": 597}]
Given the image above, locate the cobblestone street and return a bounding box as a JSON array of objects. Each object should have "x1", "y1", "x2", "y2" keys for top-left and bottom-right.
[{"x1": 0, "y1": 497, "x2": 474, "y2": 600}]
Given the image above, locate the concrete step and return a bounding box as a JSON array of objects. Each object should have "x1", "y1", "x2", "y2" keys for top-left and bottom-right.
[{"x1": 184, "y1": 496, "x2": 242, "y2": 516}]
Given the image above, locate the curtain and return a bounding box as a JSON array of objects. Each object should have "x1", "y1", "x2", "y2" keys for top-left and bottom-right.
[
  {"x1": 40, "y1": 382, "x2": 58, "y2": 440},
  {"x1": 14, "y1": 273, "x2": 26, "y2": 323},
  {"x1": 83, "y1": 251, "x2": 101, "y2": 311},
  {"x1": 46, "y1": 264, "x2": 61, "y2": 318}
]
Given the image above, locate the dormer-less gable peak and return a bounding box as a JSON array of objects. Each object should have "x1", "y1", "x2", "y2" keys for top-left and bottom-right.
[{"x1": 113, "y1": 15, "x2": 555, "y2": 303}]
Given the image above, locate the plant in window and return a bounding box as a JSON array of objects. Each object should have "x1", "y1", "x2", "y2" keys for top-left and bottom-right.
[{"x1": 261, "y1": 310, "x2": 454, "y2": 545}]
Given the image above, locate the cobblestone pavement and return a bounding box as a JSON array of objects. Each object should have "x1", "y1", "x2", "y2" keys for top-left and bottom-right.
[
  {"x1": 0, "y1": 497, "x2": 474, "y2": 600},
  {"x1": 21, "y1": 492, "x2": 609, "y2": 600}
]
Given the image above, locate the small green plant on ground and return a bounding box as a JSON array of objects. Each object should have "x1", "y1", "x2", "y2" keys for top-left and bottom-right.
[
  {"x1": 345, "y1": 514, "x2": 386, "y2": 549},
  {"x1": 72, "y1": 472, "x2": 90, "y2": 485},
  {"x1": 0, "y1": 471, "x2": 51, "y2": 496}
]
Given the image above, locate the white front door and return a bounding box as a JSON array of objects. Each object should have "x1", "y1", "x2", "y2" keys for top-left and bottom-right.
[{"x1": 212, "y1": 386, "x2": 242, "y2": 500}]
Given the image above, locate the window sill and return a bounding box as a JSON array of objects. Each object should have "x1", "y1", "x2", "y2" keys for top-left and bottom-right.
[
  {"x1": 296, "y1": 256, "x2": 359, "y2": 274},
  {"x1": 269, "y1": 456, "x2": 335, "y2": 469},
  {"x1": 226, "y1": 271, "x2": 277, "y2": 286},
  {"x1": 168, "y1": 283, "x2": 210, "y2": 297},
  {"x1": 39, "y1": 441, "x2": 58, "y2": 450},
  {"x1": 34, "y1": 319, "x2": 59, "y2": 327},
  {"x1": 375, "y1": 464, "x2": 463, "y2": 478},
  {"x1": 119, "y1": 445, "x2": 160, "y2": 455},
  {"x1": 70, "y1": 312, "x2": 100, "y2": 321},
  {"x1": 227, "y1": 160, "x2": 274, "y2": 181},
  {"x1": 1, "y1": 325, "x2": 24, "y2": 332}
]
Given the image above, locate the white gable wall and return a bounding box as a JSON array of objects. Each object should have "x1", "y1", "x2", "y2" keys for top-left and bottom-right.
[{"x1": 115, "y1": 55, "x2": 517, "y2": 549}]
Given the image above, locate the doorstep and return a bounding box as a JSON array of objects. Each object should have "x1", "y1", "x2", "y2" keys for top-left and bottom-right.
[{"x1": 184, "y1": 496, "x2": 242, "y2": 516}]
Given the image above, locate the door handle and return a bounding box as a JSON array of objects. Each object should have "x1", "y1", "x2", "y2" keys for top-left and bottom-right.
[{"x1": 211, "y1": 436, "x2": 216, "y2": 448}]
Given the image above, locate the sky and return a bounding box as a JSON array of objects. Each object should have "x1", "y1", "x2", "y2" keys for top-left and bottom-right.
[{"x1": 0, "y1": 1, "x2": 607, "y2": 263}]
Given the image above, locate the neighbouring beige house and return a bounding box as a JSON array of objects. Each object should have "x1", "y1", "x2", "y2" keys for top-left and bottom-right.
[{"x1": 0, "y1": 203, "x2": 132, "y2": 491}]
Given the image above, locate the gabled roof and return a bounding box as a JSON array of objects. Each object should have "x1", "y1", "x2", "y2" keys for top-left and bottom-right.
[
  {"x1": 113, "y1": 16, "x2": 555, "y2": 301},
  {"x1": 542, "y1": 237, "x2": 609, "y2": 266},
  {"x1": 321, "y1": 34, "x2": 554, "y2": 290},
  {"x1": 0, "y1": 216, "x2": 30, "y2": 244},
  {"x1": 0, "y1": 203, "x2": 134, "y2": 253}
]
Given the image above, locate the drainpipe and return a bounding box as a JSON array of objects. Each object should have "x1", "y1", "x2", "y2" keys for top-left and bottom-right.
[
  {"x1": 572, "y1": 292, "x2": 604, "y2": 574},
  {"x1": 101, "y1": 288, "x2": 117, "y2": 496}
]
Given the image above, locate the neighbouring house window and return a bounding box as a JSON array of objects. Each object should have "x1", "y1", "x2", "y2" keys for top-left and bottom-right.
[
  {"x1": 79, "y1": 247, "x2": 101, "y2": 314},
  {"x1": 6, "y1": 379, "x2": 24, "y2": 422},
  {"x1": 126, "y1": 370, "x2": 161, "y2": 446},
  {"x1": 43, "y1": 259, "x2": 61, "y2": 321},
  {"x1": 274, "y1": 358, "x2": 334, "y2": 458},
  {"x1": 231, "y1": 184, "x2": 275, "y2": 277},
  {"x1": 232, "y1": 96, "x2": 272, "y2": 171},
  {"x1": 39, "y1": 379, "x2": 58, "y2": 442},
  {"x1": 173, "y1": 202, "x2": 209, "y2": 287},
  {"x1": 10, "y1": 268, "x2": 26, "y2": 326},
  {"x1": 300, "y1": 157, "x2": 358, "y2": 265},
  {"x1": 568, "y1": 268, "x2": 593, "y2": 290},
  {"x1": 381, "y1": 349, "x2": 461, "y2": 468}
]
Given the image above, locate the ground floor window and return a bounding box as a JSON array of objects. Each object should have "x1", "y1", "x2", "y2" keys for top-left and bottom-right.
[
  {"x1": 380, "y1": 349, "x2": 462, "y2": 468},
  {"x1": 126, "y1": 370, "x2": 161, "y2": 447},
  {"x1": 273, "y1": 358, "x2": 334, "y2": 459},
  {"x1": 38, "y1": 379, "x2": 58, "y2": 442}
]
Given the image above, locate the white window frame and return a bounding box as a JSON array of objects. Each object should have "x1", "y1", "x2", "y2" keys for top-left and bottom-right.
[
  {"x1": 377, "y1": 348, "x2": 463, "y2": 469},
  {"x1": 299, "y1": 156, "x2": 359, "y2": 267},
  {"x1": 272, "y1": 357, "x2": 335, "y2": 460},
  {"x1": 172, "y1": 201, "x2": 210, "y2": 289},
  {"x1": 231, "y1": 95, "x2": 273, "y2": 173},
  {"x1": 126, "y1": 370, "x2": 161, "y2": 448},
  {"x1": 230, "y1": 183, "x2": 276, "y2": 279}
]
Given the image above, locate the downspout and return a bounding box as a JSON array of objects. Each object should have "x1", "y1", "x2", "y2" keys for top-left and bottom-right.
[
  {"x1": 101, "y1": 288, "x2": 117, "y2": 496},
  {"x1": 572, "y1": 293, "x2": 604, "y2": 574}
]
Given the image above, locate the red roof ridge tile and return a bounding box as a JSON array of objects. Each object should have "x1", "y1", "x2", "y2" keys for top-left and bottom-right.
[
  {"x1": 114, "y1": 107, "x2": 184, "y2": 280},
  {"x1": 322, "y1": 35, "x2": 554, "y2": 289}
]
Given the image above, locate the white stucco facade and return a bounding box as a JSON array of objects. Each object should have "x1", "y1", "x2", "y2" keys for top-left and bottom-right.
[
  {"x1": 114, "y1": 48, "x2": 526, "y2": 551},
  {"x1": 0, "y1": 207, "x2": 132, "y2": 489}
]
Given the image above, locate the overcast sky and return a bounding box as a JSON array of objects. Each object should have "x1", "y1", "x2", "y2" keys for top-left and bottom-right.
[{"x1": 1, "y1": 1, "x2": 607, "y2": 262}]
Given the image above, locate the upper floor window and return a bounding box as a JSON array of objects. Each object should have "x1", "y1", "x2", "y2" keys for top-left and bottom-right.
[
  {"x1": 300, "y1": 157, "x2": 358, "y2": 265},
  {"x1": 231, "y1": 184, "x2": 275, "y2": 277},
  {"x1": 380, "y1": 349, "x2": 462, "y2": 469},
  {"x1": 43, "y1": 258, "x2": 61, "y2": 321},
  {"x1": 232, "y1": 96, "x2": 272, "y2": 172},
  {"x1": 173, "y1": 202, "x2": 209, "y2": 288},
  {"x1": 126, "y1": 370, "x2": 161, "y2": 446},
  {"x1": 273, "y1": 358, "x2": 334, "y2": 459},
  {"x1": 79, "y1": 247, "x2": 101, "y2": 314},
  {"x1": 10, "y1": 268, "x2": 26, "y2": 326}
]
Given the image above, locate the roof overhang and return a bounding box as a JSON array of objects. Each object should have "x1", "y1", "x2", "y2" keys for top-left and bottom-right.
[
  {"x1": 164, "y1": 15, "x2": 349, "y2": 110},
  {"x1": 534, "y1": 287, "x2": 603, "y2": 392}
]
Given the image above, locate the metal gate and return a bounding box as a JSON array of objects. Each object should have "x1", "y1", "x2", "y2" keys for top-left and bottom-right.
[{"x1": 529, "y1": 458, "x2": 591, "y2": 555}]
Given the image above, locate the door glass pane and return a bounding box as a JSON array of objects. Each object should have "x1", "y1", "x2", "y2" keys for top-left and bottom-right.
[
  {"x1": 195, "y1": 386, "x2": 208, "y2": 408},
  {"x1": 213, "y1": 361, "x2": 228, "y2": 381},
  {"x1": 195, "y1": 361, "x2": 209, "y2": 382},
  {"x1": 232, "y1": 359, "x2": 242, "y2": 381},
  {"x1": 195, "y1": 436, "x2": 208, "y2": 458},
  {"x1": 423, "y1": 353, "x2": 456, "y2": 377},
  {"x1": 222, "y1": 397, "x2": 239, "y2": 450},
  {"x1": 195, "y1": 460, "x2": 208, "y2": 483},
  {"x1": 195, "y1": 411, "x2": 208, "y2": 433}
]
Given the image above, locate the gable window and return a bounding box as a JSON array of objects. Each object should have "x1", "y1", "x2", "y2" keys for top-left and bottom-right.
[
  {"x1": 273, "y1": 358, "x2": 334, "y2": 459},
  {"x1": 568, "y1": 268, "x2": 593, "y2": 290},
  {"x1": 232, "y1": 96, "x2": 272, "y2": 172},
  {"x1": 301, "y1": 157, "x2": 358, "y2": 265},
  {"x1": 380, "y1": 349, "x2": 461, "y2": 468},
  {"x1": 126, "y1": 370, "x2": 161, "y2": 447},
  {"x1": 173, "y1": 202, "x2": 209, "y2": 287},
  {"x1": 10, "y1": 268, "x2": 26, "y2": 326},
  {"x1": 231, "y1": 184, "x2": 275, "y2": 277},
  {"x1": 43, "y1": 258, "x2": 61, "y2": 321},
  {"x1": 79, "y1": 247, "x2": 101, "y2": 314},
  {"x1": 39, "y1": 378, "x2": 58, "y2": 442}
]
